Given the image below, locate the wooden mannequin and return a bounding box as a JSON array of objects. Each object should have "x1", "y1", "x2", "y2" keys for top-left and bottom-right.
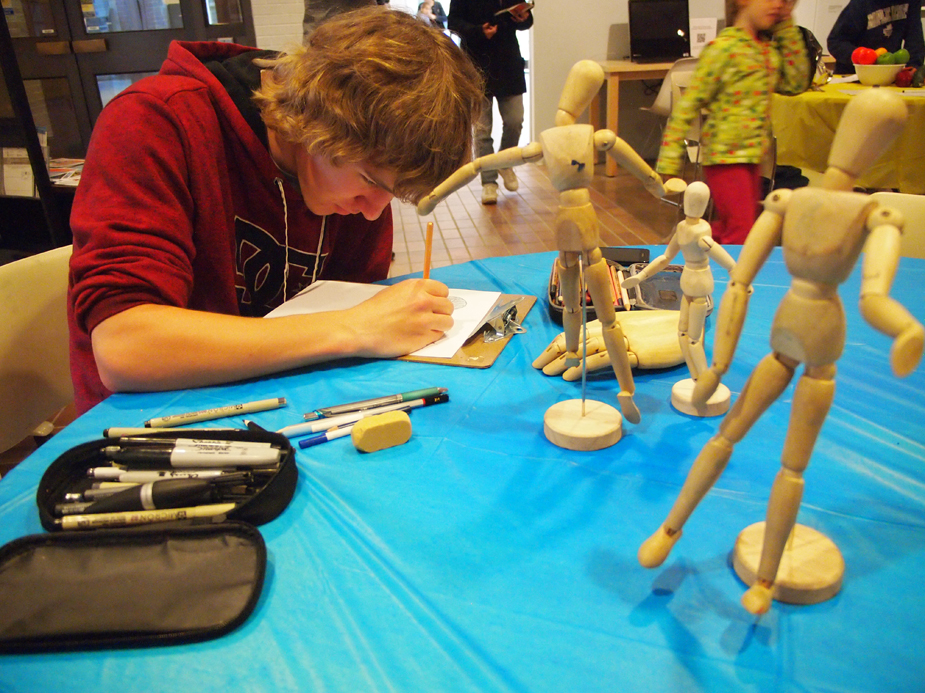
[
  {"x1": 418, "y1": 60, "x2": 683, "y2": 449},
  {"x1": 622, "y1": 181, "x2": 736, "y2": 417},
  {"x1": 638, "y1": 88, "x2": 924, "y2": 615}
]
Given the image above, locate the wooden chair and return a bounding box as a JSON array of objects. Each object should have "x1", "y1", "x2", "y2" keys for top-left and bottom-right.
[
  {"x1": 870, "y1": 192, "x2": 925, "y2": 259},
  {"x1": 0, "y1": 245, "x2": 74, "y2": 458}
]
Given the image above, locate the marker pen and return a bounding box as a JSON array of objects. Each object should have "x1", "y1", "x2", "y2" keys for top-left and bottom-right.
[
  {"x1": 117, "y1": 437, "x2": 273, "y2": 449},
  {"x1": 54, "y1": 503, "x2": 237, "y2": 530},
  {"x1": 102, "y1": 444, "x2": 282, "y2": 468},
  {"x1": 145, "y1": 397, "x2": 287, "y2": 428},
  {"x1": 103, "y1": 427, "x2": 237, "y2": 438},
  {"x1": 88, "y1": 467, "x2": 227, "y2": 482}
]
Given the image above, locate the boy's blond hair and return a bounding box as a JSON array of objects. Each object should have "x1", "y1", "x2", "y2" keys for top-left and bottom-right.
[{"x1": 254, "y1": 7, "x2": 483, "y2": 203}]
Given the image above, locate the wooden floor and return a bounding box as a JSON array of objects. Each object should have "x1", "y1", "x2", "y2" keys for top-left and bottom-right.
[
  {"x1": 389, "y1": 163, "x2": 682, "y2": 278},
  {"x1": 0, "y1": 164, "x2": 680, "y2": 479}
]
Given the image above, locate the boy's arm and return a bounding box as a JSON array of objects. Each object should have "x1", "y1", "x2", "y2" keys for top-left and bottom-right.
[{"x1": 90, "y1": 279, "x2": 456, "y2": 394}]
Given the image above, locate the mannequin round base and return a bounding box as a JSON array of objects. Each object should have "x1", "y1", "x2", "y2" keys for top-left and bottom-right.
[
  {"x1": 671, "y1": 378, "x2": 730, "y2": 417},
  {"x1": 733, "y1": 521, "x2": 845, "y2": 606},
  {"x1": 543, "y1": 399, "x2": 622, "y2": 451}
]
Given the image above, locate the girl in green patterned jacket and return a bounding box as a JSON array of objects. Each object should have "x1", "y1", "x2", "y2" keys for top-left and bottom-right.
[{"x1": 656, "y1": 0, "x2": 809, "y2": 243}]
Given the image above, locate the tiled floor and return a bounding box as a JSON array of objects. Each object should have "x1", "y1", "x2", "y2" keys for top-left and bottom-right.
[{"x1": 389, "y1": 163, "x2": 682, "y2": 278}]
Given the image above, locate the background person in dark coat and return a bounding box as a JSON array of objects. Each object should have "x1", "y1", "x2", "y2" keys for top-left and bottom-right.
[
  {"x1": 449, "y1": 0, "x2": 533, "y2": 204},
  {"x1": 827, "y1": 0, "x2": 924, "y2": 73}
]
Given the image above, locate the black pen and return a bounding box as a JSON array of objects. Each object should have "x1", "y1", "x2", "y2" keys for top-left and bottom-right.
[{"x1": 81, "y1": 478, "x2": 227, "y2": 514}]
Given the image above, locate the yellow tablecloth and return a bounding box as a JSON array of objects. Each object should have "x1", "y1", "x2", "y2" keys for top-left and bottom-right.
[{"x1": 772, "y1": 83, "x2": 925, "y2": 194}]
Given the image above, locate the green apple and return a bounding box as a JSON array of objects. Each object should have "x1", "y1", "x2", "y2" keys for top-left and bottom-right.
[{"x1": 893, "y1": 48, "x2": 911, "y2": 65}]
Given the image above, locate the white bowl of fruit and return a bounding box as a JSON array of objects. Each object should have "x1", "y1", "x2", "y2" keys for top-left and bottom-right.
[{"x1": 852, "y1": 47, "x2": 911, "y2": 85}]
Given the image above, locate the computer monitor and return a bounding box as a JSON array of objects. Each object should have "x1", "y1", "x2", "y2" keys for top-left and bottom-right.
[{"x1": 628, "y1": 0, "x2": 691, "y2": 63}]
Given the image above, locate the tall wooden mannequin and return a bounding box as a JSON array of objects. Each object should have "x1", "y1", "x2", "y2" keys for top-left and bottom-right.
[
  {"x1": 638, "y1": 88, "x2": 924, "y2": 614},
  {"x1": 622, "y1": 181, "x2": 736, "y2": 416},
  {"x1": 417, "y1": 60, "x2": 682, "y2": 450}
]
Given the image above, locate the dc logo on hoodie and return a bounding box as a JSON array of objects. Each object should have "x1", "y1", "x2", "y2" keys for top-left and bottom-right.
[{"x1": 234, "y1": 217, "x2": 320, "y2": 315}]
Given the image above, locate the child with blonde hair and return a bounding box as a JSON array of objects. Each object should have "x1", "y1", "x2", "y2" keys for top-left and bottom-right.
[{"x1": 656, "y1": 0, "x2": 809, "y2": 243}]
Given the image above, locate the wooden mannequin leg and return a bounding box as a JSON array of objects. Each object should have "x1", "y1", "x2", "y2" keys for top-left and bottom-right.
[
  {"x1": 584, "y1": 252, "x2": 640, "y2": 424},
  {"x1": 639, "y1": 352, "x2": 796, "y2": 568},
  {"x1": 742, "y1": 364, "x2": 836, "y2": 615},
  {"x1": 557, "y1": 253, "x2": 582, "y2": 368},
  {"x1": 680, "y1": 296, "x2": 709, "y2": 380}
]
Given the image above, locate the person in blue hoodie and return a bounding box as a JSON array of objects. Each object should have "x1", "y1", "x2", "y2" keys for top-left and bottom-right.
[{"x1": 827, "y1": 0, "x2": 925, "y2": 73}]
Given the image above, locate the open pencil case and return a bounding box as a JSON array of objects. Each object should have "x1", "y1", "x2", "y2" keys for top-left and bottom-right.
[{"x1": 0, "y1": 429, "x2": 297, "y2": 654}]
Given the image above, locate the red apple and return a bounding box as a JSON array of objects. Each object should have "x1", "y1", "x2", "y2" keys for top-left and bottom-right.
[{"x1": 851, "y1": 47, "x2": 878, "y2": 65}]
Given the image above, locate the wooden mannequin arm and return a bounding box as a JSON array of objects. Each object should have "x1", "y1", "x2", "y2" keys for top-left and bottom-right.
[
  {"x1": 700, "y1": 236, "x2": 736, "y2": 274},
  {"x1": 595, "y1": 131, "x2": 666, "y2": 199},
  {"x1": 692, "y1": 194, "x2": 786, "y2": 404},
  {"x1": 728, "y1": 196, "x2": 787, "y2": 285},
  {"x1": 622, "y1": 238, "x2": 678, "y2": 288},
  {"x1": 417, "y1": 142, "x2": 543, "y2": 215},
  {"x1": 859, "y1": 214, "x2": 925, "y2": 377}
]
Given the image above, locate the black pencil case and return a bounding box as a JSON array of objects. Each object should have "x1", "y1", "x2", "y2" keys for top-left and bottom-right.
[
  {"x1": 0, "y1": 429, "x2": 297, "y2": 654},
  {"x1": 546, "y1": 246, "x2": 651, "y2": 324}
]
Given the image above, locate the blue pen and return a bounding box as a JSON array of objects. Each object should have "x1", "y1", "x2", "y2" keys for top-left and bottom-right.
[{"x1": 298, "y1": 424, "x2": 355, "y2": 449}]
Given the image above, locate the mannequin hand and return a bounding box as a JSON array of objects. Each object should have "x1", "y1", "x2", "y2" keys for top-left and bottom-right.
[
  {"x1": 891, "y1": 321, "x2": 924, "y2": 377},
  {"x1": 533, "y1": 311, "x2": 684, "y2": 381},
  {"x1": 692, "y1": 367, "x2": 722, "y2": 404},
  {"x1": 621, "y1": 275, "x2": 641, "y2": 290}
]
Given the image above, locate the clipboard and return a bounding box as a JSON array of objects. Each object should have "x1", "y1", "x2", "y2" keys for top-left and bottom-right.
[{"x1": 400, "y1": 294, "x2": 536, "y2": 368}]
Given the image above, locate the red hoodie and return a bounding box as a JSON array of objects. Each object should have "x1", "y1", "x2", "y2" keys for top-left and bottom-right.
[{"x1": 68, "y1": 41, "x2": 393, "y2": 413}]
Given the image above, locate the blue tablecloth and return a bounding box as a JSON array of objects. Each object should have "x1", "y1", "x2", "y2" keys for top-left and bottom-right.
[{"x1": 1, "y1": 249, "x2": 923, "y2": 692}]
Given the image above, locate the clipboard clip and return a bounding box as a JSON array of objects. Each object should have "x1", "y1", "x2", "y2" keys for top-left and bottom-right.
[{"x1": 481, "y1": 299, "x2": 526, "y2": 343}]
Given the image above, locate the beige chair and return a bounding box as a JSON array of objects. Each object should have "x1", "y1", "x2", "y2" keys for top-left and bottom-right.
[
  {"x1": 640, "y1": 57, "x2": 699, "y2": 213},
  {"x1": 870, "y1": 192, "x2": 925, "y2": 259},
  {"x1": 641, "y1": 57, "x2": 699, "y2": 120},
  {"x1": 0, "y1": 245, "x2": 74, "y2": 455},
  {"x1": 669, "y1": 64, "x2": 706, "y2": 180}
]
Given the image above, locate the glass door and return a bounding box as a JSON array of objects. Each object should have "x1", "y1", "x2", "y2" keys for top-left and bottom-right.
[{"x1": 5, "y1": 0, "x2": 255, "y2": 158}]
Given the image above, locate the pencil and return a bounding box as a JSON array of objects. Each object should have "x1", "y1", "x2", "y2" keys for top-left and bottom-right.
[{"x1": 423, "y1": 221, "x2": 434, "y2": 279}]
